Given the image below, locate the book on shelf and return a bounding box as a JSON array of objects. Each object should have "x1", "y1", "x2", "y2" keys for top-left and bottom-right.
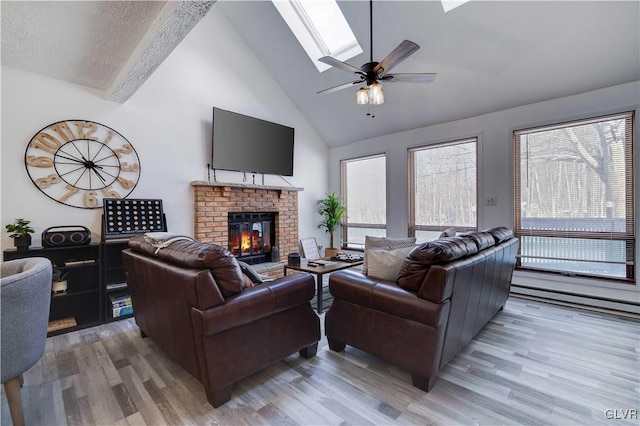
[
  {"x1": 48, "y1": 317, "x2": 77, "y2": 332},
  {"x1": 109, "y1": 293, "x2": 132, "y2": 308},
  {"x1": 111, "y1": 299, "x2": 131, "y2": 308},
  {"x1": 64, "y1": 259, "x2": 96, "y2": 266},
  {"x1": 106, "y1": 282, "x2": 128, "y2": 291},
  {"x1": 112, "y1": 305, "x2": 133, "y2": 317}
]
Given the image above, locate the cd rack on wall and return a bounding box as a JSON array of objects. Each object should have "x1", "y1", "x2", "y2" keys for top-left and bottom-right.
[{"x1": 101, "y1": 198, "x2": 167, "y2": 241}]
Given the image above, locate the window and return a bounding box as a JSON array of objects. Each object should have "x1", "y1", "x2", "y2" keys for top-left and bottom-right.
[
  {"x1": 272, "y1": 0, "x2": 362, "y2": 72},
  {"x1": 341, "y1": 154, "x2": 386, "y2": 249},
  {"x1": 409, "y1": 138, "x2": 478, "y2": 242},
  {"x1": 514, "y1": 112, "x2": 635, "y2": 281},
  {"x1": 441, "y1": 0, "x2": 471, "y2": 13}
]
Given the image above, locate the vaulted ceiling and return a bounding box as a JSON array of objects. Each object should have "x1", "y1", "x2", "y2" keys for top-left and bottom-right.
[{"x1": 2, "y1": 1, "x2": 639, "y2": 147}]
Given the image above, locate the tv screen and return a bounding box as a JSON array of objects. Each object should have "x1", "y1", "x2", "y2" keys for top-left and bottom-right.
[{"x1": 212, "y1": 107, "x2": 295, "y2": 176}]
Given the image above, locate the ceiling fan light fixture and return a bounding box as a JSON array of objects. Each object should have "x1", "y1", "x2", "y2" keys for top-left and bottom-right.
[
  {"x1": 356, "y1": 87, "x2": 369, "y2": 105},
  {"x1": 369, "y1": 82, "x2": 384, "y2": 105}
]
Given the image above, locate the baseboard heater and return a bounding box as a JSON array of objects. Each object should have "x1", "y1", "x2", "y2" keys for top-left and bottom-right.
[{"x1": 510, "y1": 284, "x2": 640, "y2": 318}]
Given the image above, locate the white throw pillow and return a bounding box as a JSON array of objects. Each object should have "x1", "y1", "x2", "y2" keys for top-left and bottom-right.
[
  {"x1": 439, "y1": 227, "x2": 456, "y2": 238},
  {"x1": 366, "y1": 245, "x2": 415, "y2": 281},
  {"x1": 363, "y1": 236, "x2": 416, "y2": 274}
]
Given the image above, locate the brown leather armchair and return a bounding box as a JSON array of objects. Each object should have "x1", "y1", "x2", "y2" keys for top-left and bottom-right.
[
  {"x1": 123, "y1": 236, "x2": 320, "y2": 407},
  {"x1": 325, "y1": 227, "x2": 518, "y2": 392}
]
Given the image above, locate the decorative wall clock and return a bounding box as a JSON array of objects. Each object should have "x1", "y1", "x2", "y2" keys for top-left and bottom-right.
[{"x1": 24, "y1": 120, "x2": 141, "y2": 209}]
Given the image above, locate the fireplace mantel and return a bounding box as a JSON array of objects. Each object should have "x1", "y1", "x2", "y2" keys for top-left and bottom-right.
[{"x1": 190, "y1": 181, "x2": 303, "y2": 192}]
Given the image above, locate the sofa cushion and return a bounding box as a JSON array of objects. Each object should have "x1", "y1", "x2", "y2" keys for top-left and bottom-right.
[
  {"x1": 367, "y1": 245, "x2": 415, "y2": 281},
  {"x1": 128, "y1": 236, "x2": 245, "y2": 297},
  {"x1": 457, "y1": 231, "x2": 495, "y2": 251},
  {"x1": 363, "y1": 236, "x2": 416, "y2": 274},
  {"x1": 483, "y1": 227, "x2": 514, "y2": 244},
  {"x1": 396, "y1": 236, "x2": 478, "y2": 291}
]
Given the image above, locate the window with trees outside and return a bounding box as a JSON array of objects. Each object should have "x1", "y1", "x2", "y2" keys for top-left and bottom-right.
[
  {"x1": 514, "y1": 112, "x2": 634, "y2": 281},
  {"x1": 341, "y1": 154, "x2": 386, "y2": 249},
  {"x1": 409, "y1": 138, "x2": 478, "y2": 241}
]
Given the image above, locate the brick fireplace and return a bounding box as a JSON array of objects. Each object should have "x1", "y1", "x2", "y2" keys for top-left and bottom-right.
[{"x1": 191, "y1": 181, "x2": 302, "y2": 274}]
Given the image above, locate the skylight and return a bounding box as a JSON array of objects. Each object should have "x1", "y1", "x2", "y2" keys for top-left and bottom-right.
[
  {"x1": 441, "y1": 0, "x2": 471, "y2": 13},
  {"x1": 272, "y1": 0, "x2": 362, "y2": 72}
]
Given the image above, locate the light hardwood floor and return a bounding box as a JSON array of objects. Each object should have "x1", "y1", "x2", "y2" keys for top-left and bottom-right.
[{"x1": 2, "y1": 297, "x2": 639, "y2": 425}]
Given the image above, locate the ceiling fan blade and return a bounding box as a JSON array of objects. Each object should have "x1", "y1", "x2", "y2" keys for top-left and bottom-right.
[
  {"x1": 318, "y1": 56, "x2": 364, "y2": 75},
  {"x1": 373, "y1": 40, "x2": 420, "y2": 74},
  {"x1": 380, "y1": 73, "x2": 437, "y2": 83},
  {"x1": 317, "y1": 81, "x2": 361, "y2": 95}
]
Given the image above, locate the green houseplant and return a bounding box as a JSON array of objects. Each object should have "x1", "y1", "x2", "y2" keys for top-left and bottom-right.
[
  {"x1": 317, "y1": 192, "x2": 346, "y2": 258},
  {"x1": 5, "y1": 218, "x2": 35, "y2": 250}
]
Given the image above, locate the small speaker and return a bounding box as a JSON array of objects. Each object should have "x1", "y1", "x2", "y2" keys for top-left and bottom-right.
[
  {"x1": 42, "y1": 226, "x2": 91, "y2": 247},
  {"x1": 288, "y1": 252, "x2": 301, "y2": 266}
]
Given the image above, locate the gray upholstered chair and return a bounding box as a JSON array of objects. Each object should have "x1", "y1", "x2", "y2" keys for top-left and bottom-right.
[{"x1": 1, "y1": 257, "x2": 52, "y2": 426}]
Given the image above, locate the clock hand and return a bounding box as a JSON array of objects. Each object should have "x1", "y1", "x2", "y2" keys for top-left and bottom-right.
[
  {"x1": 56, "y1": 153, "x2": 85, "y2": 164},
  {"x1": 91, "y1": 167, "x2": 108, "y2": 184},
  {"x1": 56, "y1": 161, "x2": 88, "y2": 166},
  {"x1": 93, "y1": 167, "x2": 119, "y2": 181}
]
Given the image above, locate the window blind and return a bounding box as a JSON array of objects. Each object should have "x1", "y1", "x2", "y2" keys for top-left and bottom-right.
[{"x1": 514, "y1": 112, "x2": 634, "y2": 281}]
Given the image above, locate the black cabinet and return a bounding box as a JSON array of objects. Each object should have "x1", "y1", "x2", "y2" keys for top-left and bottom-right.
[
  {"x1": 3, "y1": 244, "x2": 102, "y2": 336},
  {"x1": 101, "y1": 240, "x2": 132, "y2": 322}
]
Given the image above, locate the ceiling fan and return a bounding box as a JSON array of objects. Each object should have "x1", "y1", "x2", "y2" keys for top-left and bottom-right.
[{"x1": 317, "y1": 0, "x2": 436, "y2": 109}]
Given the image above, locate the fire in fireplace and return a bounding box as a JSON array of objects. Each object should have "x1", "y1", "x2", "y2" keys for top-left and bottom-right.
[{"x1": 228, "y1": 212, "x2": 275, "y2": 264}]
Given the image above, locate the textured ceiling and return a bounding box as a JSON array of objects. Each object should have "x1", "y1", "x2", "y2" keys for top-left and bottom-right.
[
  {"x1": 2, "y1": 1, "x2": 639, "y2": 147},
  {"x1": 1, "y1": 0, "x2": 214, "y2": 103},
  {"x1": 2, "y1": 1, "x2": 167, "y2": 90}
]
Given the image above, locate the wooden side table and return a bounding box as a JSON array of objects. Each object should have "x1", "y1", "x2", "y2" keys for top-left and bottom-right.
[{"x1": 284, "y1": 258, "x2": 363, "y2": 314}]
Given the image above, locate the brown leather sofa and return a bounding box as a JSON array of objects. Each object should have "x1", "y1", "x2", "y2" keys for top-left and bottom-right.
[
  {"x1": 325, "y1": 227, "x2": 518, "y2": 392},
  {"x1": 122, "y1": 236, "x2": 321, "y2": 407}
]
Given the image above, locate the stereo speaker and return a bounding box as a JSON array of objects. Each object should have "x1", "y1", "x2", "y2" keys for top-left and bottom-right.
[{"x1": 42, "y1": 226, "x2": 92, "y2": 247}]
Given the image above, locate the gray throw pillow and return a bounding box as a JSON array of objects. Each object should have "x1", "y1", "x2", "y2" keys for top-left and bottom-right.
[
  {"x1": 237, "y1": 261, "x2": 264, "y2": 284},
  {"x1": 363, "y1": 236, "x2": 416, "y2": 274}
]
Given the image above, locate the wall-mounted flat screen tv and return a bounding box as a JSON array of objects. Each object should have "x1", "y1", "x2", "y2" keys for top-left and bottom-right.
[{"x1": 211, "y1": 107, "x2": 295, "y2": 176}]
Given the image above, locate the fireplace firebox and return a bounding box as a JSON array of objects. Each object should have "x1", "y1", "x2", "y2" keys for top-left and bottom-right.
[{"x1": 228, "y1": 212, "x2": 275, "y2": 264}]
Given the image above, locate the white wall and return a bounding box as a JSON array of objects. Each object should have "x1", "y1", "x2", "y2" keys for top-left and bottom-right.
[
  {"x1": 329, "y1": 81, "x2": 640, "y2": 306},
  {"x1": 1, "y1": 7, "x2": 329, "y2": 251}
]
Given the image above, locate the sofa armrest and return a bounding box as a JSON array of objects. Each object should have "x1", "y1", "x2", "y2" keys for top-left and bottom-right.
[{"x1": 192, "y1": 273, "x2": 315, "y2": 336}]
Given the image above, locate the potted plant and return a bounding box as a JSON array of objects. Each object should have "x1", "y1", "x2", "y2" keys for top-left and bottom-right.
[
  {"x1": 5, "y1": 218, "x2": 35, "y2": 251},
  {"x1": 317, "y1": 192, "x2": 346, "y2": 258},
  {"x1": 51, "y1": 268, "x2": 69, "y2": 294}
]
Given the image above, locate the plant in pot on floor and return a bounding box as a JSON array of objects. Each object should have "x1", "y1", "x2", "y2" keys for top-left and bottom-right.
[
  {"x1": 317, "y1": 192, "x2": 346, "y2": 259},
  {"x1": 5, "y1": 218, "x2": 35, "y2": 251}
]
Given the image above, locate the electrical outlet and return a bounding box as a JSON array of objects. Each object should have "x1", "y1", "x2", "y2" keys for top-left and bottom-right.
[{"x1": 485, "y1": 196, "x2": 497, "y2": 206}]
